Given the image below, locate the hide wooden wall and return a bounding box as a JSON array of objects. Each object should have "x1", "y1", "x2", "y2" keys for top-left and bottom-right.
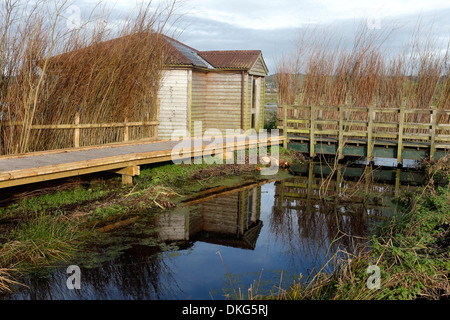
[
  {"x1": 191, "y1": 71, "x2": 242, "y2": 135},
  {"x1": 157, "y1": 69, "x2": 190, "y2": 139}
]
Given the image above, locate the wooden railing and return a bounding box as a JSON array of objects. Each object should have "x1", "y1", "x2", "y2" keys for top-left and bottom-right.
[
  {"x1": 1, "y1": 112, "x2": 159, "y2": 149},
  {"x1": 278, "y1": 105, "x2": 450, "y2": 161}
]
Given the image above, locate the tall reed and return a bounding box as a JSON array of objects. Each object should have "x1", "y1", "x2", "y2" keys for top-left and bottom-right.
[
  {"x1": 0, "y1": 0, "x2": 178, "y2": 155},
  {"x1": 275, "y1": 21, "x2": 450, "y2": 136}
]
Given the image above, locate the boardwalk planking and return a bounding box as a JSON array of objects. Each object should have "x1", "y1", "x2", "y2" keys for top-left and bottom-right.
[{"x1": 0, "y1": 135, "x2": 284, "y2": 189}]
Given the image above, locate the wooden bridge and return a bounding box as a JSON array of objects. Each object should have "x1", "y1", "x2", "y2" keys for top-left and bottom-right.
[
  {"x1": 278, "y1": 105, "x2": 450, "y2": 164},
  {"x1": 0, "y1": 135, "x2": 284, "y2": 189}
]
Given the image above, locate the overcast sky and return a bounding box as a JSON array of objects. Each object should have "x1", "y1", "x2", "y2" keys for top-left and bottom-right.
[{"x1": 88, "y1": 0, "x2": 450, "y2": 73}]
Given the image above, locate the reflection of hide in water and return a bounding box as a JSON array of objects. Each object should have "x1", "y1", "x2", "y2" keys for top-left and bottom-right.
[{"x1": 157, "y1": 186, "x2": 263, "y2": 250}]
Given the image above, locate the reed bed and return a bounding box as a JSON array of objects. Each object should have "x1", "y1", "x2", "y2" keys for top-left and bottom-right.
[
  {"x1": 275, "y1": 23, "x2": 450, "y2": 139},
  {"x1": 0, "y1": 0, "x2": 178, "y2": 155}
]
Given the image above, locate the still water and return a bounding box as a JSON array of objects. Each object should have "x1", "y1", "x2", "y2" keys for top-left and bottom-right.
[{"x1": 3, "y1": 163, "x2": 423, "y2": 300}]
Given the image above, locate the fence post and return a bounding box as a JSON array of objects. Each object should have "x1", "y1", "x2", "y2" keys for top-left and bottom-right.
[
  {"x1": 397, "y1": 106, "x2": 405, "y2": 165},
  {"x1": 367, "y1": 106, "x2": 374, "y2": 163},
  {"x1": 74, "y1": 112, "x2": 80, "y2": 148},
  {"x1": 124, "y1": 118, "x2": 129, "y2": 142},
  {"x1": 283, "y1": 104, "x2": 287, "y2": 149},
  {"x1": 338, "y1": 105, "x2": 344, "y2": 160},
  {"x1": 310, "y1": 105, "x2": 315, "y2": 157},
  {"x1": 430, "y1": 107, "x2": 437, "y2": 160}
]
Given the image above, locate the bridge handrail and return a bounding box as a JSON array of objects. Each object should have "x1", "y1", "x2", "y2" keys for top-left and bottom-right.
[
  {"x1": 0, "y1": 112, "x2": 160, "y2": 148},
  {"x1": 278, "y1": 104, "x2": 450, "y2": 161}
]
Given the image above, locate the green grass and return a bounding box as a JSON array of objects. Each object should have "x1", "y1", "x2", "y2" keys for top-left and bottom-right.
[
  {"x1": 0, "y1": 181, "x2": 115, "y2": 219},
  {"x1": 138, "y1": 161, "x2": 212, "y2": 188},
  {"x1": 0, "y1": 212, "x2": 84, "y2": 269},
  {"x1": 370, "y1": 184, "x2": 450, "y2": 299}
]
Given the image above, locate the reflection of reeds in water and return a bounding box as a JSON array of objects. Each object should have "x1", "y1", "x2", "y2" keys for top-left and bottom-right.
[
  {"x1": 6, "y1": 243, "x2": 182, "y2": 300},
  {"x1": 270, "y1": 163, "x2": 403, "y2": 275},
  {"x1": 272, "y1": 181, "x2": 370, "y2": 255}
]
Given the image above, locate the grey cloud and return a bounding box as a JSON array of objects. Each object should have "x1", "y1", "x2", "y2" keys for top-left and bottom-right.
[{"x1": 178, "y1": 7, "x2": 450, "y2": 74}]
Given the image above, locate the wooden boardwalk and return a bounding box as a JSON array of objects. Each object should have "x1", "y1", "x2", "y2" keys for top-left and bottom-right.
[{"x1": 0, "y1": 135, "x2": 284, "y2": 189}]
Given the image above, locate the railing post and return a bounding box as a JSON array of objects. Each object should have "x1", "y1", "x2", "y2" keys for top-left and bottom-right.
[
  {"x1": 338, "y1": 105, "x2": 344, "y2": 160},
  {"x1": 367, "y1": 106, "x2": 374, "y2": 163},
  {"x1": 310, "y1": 105, "x2": 315, "y2": 157},
  {"x1": 430, "y1": 107, "x2": 437, "y2": 161},
  {"x1": 74, "y1": 112, "x2": 80, "y2": 148},
  {"x1": 124, "y1": 117, "x2": 129, "y2": 142},
  {"x1": 317, "y1": 109, "x2": 323, "y2": 131},
  {"x1": 397, "y1": 106, "x2": 405, "y2": 165},
  {"x1": 283, "y1": 104, "x2": 288, "y2": 149}
]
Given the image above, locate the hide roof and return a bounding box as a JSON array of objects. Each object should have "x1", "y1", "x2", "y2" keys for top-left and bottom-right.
[{"x1": 162, "y1": 35, "x2": 265, "y2": 72}]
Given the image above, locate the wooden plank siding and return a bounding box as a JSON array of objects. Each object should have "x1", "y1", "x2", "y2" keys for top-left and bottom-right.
[
  {"x1": 191, "y1": 71, "x2": 243, "y2": 135},
  {"x1": 245, "y1": 74, "x2": 252, "y2": 131},
  {"x1": 157, "y1": 69, "x2": 190, "y2": 139},
  {"x1": 159, "y1": 53, "x2": 267, "y2": 138},
  {"x1": 245, "y1": 75, "x2": 265, "y2": 132},
  {"x1": 249, "y1": 56, "x2": 268, "y2": 77},
  {"x1": 191, "y1": 70, "x2": 207, "y2": 135}
]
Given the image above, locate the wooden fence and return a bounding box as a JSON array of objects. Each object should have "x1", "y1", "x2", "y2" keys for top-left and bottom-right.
[
  {"x1": 278, "y1": 105, "x2": 450, "y2": 161},
  {"x1": 1, "y1": 113, "x2": 159, "y2": 150}
]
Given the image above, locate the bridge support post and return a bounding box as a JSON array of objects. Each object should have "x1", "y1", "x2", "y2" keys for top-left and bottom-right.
[
  {"x1": 395, "y1": 168, "x2": 401, "y2": 198},
  {"x1": 115, "y1": 165, "x2": 140, "y2": 186}
]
